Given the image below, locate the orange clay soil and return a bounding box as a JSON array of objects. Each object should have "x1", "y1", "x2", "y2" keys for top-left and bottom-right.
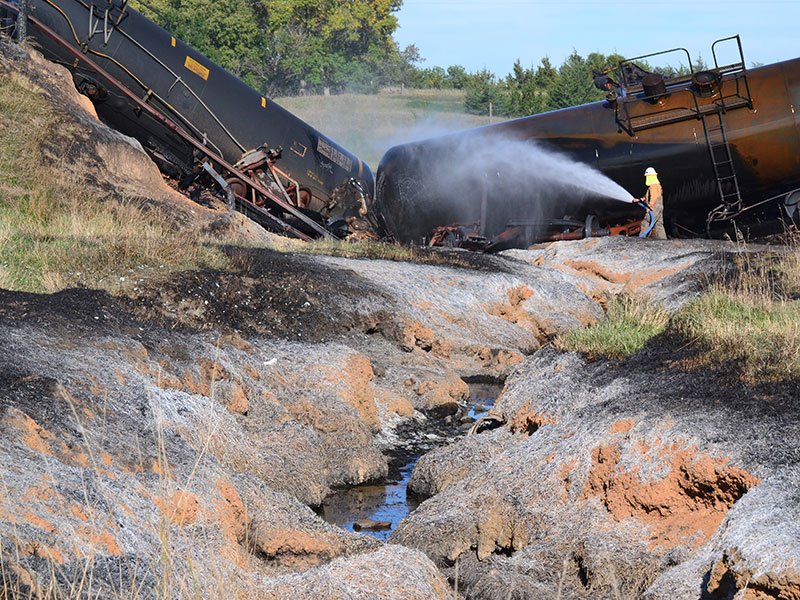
[
  {"x1": 155, "y1": 490, "x2": 201, "y2": 526},
  {"x1": 584, "y1": 440, "x2": 759, "y2": 550}
]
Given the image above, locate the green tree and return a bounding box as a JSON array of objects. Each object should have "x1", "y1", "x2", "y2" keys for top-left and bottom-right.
[
  {"x1": 464, "y1": 69, "x2": 506, "y2": 116},
  {"x1": 546, "y1": 51, "x2": 605, "y2": 110},
  {"x1": 263, "y1": 0, "x2": 402, "y2": 91},
  {"x1": 381, "y1": 43, "x2": 422, "y2": 86},
  {"x1": 134, "y1": 0, "x2": 265, "y2": 84},
  {"x1": 502, "y1": 58, "x2": 560, "y2": 117},
  {"x1": 445, "y1": 65, "x2": 469, "y2": 89},
  {"x1": 132, "y1": 0, "x2": 407, "y2": 95},
  {"x1": 502, "y1": 60, "x2": 536, "y2": 117},
  {"x1": 534, "y1": 56, "x2": 557, "y2": 91},
  {"x1": 411, "y1": 66, "x2": 447, "y2": 89}
]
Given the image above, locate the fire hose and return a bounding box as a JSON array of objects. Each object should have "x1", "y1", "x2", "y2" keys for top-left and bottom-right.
[{"x1": 638, "y1": 201, "x2": 655, "y2": 237}]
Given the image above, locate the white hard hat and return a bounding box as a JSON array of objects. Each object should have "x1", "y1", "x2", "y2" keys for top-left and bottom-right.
[{"x1": 644, "y1": 167, "x2": 658, "y2": 176}]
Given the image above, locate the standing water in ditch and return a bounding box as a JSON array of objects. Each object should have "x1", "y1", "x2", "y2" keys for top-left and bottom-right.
[{"x1": 318, "y1": 382, "x2": 501, "y2": 541}]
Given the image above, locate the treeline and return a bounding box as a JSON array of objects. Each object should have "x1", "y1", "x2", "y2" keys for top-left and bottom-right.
[
  {"x1": 131, "y1": 0, "x2": 418, "y2": 96},
  {"x1": 413, "y1": 52, "x2": 707, "y2": 118},
  {"x1": 130, "y1": 0, "x2": 696, "y2": 117},
  {"x1": 432, "y1": 52, "x2": 629, "y2": 118}
]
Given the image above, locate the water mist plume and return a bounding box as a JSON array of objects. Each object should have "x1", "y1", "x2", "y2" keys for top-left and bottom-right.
[
  {"x1": 378, "y1": 133, "x2": 640, "y2": 242},
  {"x1": 417, "y1": 134, "x2": 636, "y2": 212},
  {"x1": 483, "y1": 138, "x2": 635, "y2": 203}
]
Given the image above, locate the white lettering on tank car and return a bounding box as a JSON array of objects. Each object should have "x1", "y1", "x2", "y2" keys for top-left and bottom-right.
[{"x1": 316, "y1": 137, "x2": 353, "y2": 172}]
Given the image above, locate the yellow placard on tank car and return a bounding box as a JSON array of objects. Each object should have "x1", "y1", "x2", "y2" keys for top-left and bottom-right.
[{"x1": 184, "y1": 56, "x2": 210, "y2": 81}]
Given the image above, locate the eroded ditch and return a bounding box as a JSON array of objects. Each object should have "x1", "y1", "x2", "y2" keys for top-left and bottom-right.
[{"x1": 318, "y1": 382, "x2": 501, "y2": 541}]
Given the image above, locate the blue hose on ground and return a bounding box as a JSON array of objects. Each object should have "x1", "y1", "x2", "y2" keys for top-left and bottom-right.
[{"x1": 638, "y1": 201, "x2": 655, "y2": 238}]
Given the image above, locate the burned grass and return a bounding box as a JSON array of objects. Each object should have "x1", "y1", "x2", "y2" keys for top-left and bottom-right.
[
  {"x1": 286, "y1": 239, "x2": 518, "y2": 273},
  {"x1": 121, "y1": 246, "x2": 396, "y2": 342},
  {"x1": 0, "y1": 244, "x2": 393, "y2": 345}
]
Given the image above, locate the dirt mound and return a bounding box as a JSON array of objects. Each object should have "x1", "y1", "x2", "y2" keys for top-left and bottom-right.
[{"x1": 393, "y1": 346, "x2": 799, "y2": 600}]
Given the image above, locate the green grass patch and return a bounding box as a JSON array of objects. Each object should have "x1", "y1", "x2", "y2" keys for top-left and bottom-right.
[{"x1": 556, "y1": 296, "x2": 669, "y2": 359}]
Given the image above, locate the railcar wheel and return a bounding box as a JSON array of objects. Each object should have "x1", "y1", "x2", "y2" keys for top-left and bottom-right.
[
  {"x1": 287, "y1": 186, "x2": 312, "y2": 208},
  {"x1": 226, "y1": 178, "x2": 248, "y2": 198}
]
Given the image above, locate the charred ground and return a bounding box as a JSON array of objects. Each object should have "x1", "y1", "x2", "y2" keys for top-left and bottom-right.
[{"x1": 121, "y1": 246, "x2": 396, "y2": 341}]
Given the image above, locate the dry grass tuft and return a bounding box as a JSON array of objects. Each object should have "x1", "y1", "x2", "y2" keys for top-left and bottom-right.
[
  {"x1": 774, "y1": 235, "x2": 800, "y2": 299},
  {"x1": 0, "y1": 189, "x2": 228, "y2": 293},
  {"x1": 555, "y1": 295, "x2": 670, "y2": 359},
  {"x1": 0, "y1": 59, "x2": 227, "y2": 293},
  {"x1": 673, "y1": 291, "x2": 800, "y2": 382}
]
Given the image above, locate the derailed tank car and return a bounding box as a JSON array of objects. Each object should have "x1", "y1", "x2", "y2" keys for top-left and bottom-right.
[
  {"x1": 376, "y1": 38, "x2": 800, "y2": 245},
  {"x1": 11, "y1": 0, "x2": 375, "y2": 238}
]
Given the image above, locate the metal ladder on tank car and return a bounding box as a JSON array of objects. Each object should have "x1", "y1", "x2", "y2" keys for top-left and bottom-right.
[{"x1": 701, "y1": 111, "x2": 744, "y2": 220}]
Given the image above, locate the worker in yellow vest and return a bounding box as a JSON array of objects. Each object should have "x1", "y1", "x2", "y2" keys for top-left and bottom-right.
[{"x1": 639, "y1": 167, "x2": 667, "y2": 239}]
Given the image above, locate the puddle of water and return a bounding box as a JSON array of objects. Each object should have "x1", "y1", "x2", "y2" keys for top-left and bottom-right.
[
  {"x1": 318, "y1": 382, "x2": 500, "y2": 541},
  {"x1": 317, "y1": 460, "x2": 422, "y2": 542},
  {"x1": 468, "y1": 382, "x2": 499, "y2": 420}
]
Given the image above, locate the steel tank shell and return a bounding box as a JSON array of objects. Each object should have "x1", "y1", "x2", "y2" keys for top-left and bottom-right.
[
  {"x1": 26, "y1": 0, "x2": 374, "y2": 210},
  {"x1": 376, "y1": 58, "x2": 800, "y2": 242}
]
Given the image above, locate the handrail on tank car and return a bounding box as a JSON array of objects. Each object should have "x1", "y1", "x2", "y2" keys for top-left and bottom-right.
[
  {"x1": 712, "y1": 35, "x2": 746, "y2": 73},
  {"x1": 613, "y1": 36, "x2": 753, "y2": 136},
  {"x1": 616, "y1": 46, "x2": 694, "y2": 91},
  {"x1": 712, "y1": 35, "x2": 752, "y2": 110}
]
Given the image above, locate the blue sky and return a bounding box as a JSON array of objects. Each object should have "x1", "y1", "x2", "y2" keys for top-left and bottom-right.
[{"x1": 393, "y1": 0, "x2": 800, "y2": 76}]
